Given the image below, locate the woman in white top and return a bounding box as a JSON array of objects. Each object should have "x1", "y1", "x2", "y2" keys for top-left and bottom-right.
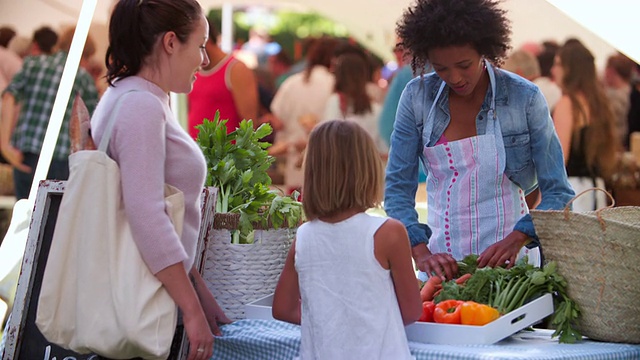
[
  {"x1": 273, "y1": 120, "x2": 421, "y2": 360},
  {"x1": 271, "y1": 37, "x2": 338, "y2": 193},
  {"x1": 324, "y1": 53, "x2": 387, "y2": 155}
]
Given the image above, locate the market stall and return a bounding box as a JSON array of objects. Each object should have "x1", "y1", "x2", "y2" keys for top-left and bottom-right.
[{"x1": 211, "y1": 319, "x2": 640, "y2": 360}]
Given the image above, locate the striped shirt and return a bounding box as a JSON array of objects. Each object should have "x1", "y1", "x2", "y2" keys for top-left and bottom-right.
[{"x1": 4, "y1": 51, "x2": 98, "y2": 160}]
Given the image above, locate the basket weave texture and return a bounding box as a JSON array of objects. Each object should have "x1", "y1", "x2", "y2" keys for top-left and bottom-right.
[
  {"x1": 531, "y1": 205, "x2": 640, "y2": 343},
  {"x1": 202, "y1": 213, "x2": 295, "y2": 320}
]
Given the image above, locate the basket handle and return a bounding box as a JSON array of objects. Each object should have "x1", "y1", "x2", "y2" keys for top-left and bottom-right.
[{"x1": 562, "y1": 187, "x2": 615, "y2": 231}]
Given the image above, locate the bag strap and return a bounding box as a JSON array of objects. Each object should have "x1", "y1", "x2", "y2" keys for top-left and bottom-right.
[{"x1": 98, "y1": 91, "x2": 138, "y2": 153}]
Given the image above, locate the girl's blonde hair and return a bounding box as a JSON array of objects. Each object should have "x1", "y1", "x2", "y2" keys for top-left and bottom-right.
[{"x1": 303, "y1": 120, "x2": 383, "y2": 220}]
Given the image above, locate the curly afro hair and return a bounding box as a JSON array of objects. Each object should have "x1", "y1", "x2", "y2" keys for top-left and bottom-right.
[{"x1": 397, "y1": 0, "x2": 512, "y2": 75}]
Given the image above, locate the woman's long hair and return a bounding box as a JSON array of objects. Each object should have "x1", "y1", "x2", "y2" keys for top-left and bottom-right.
[
  {"x1": 333, "y1": 53, "x2": 372, "y2": 115},
  {"x1": 558, "y1": 42, "x2": 619, "y2": 180}
]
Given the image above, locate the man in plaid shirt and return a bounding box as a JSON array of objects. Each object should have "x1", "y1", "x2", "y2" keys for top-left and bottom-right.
[{"x1": 0, "y1": 28, "x2": 98, "y2": 200}]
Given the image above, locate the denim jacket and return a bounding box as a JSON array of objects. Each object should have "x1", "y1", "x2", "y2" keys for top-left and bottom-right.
[{"x1": 384, "y1": 63, "x2": 574, "y2": 248}]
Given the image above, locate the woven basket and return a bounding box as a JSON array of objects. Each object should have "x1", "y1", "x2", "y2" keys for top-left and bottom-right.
[
  {"x1": 0, "y1": 164, "x2": 14, "y2": 196},
  {"x1": 530, "y1": 189, "x2": 640, "y2": 343},
  {"x1": 202, "y1": 212, "x2": 296, "y2": 320}
]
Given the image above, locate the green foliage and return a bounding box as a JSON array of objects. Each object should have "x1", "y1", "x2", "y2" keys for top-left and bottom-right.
[
  {"x1": 196, "y1": 111, "x2": 303, "y2": 243},
  {"x1": 439, "y1": 255, "x2": 581, "y2": 344}
]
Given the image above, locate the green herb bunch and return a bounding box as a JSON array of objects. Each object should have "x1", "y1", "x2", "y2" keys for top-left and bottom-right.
[
  {"x1": 434, "y1": 255, "x2": 581, "y2": 344},
  {"x1": 196, "y1": 111, "x2": 303, "y2": 243}
]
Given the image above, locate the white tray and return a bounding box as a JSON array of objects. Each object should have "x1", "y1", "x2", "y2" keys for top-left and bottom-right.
[
  {"x1": 245, "y1": 292, "x2": 554, "y2": 345},
  {"x1": 405, "y1": 293, "x2": 554, "y2": 345},
  {"x1": 244, "y1": 294, "x2": 277, "y2": 321}
]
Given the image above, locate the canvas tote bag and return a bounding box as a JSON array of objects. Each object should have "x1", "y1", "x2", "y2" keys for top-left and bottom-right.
[{"x1": 36, "y1": 93, "x2": 180, "y2": 359}]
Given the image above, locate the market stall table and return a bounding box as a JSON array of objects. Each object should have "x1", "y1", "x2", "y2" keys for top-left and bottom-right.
[{"x1": 211, "y1": 319, "x2": 640, "y2": 360}]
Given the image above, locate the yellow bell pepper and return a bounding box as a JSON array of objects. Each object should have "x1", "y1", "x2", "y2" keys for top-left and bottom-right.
[{"x1": 460, "y1": 301, "x2": 500, "y2": 326}]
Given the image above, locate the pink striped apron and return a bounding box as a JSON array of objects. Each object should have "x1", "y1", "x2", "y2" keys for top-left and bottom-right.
[{"x1": 423, "y1": 78, "x2": 537, "y2": 264}]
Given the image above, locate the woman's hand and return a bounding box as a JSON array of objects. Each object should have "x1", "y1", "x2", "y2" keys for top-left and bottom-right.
[
  {"x1": 477, "y1": 231, "x2": 529, "y2": 268},
  {"x1": 412, "y1": 243, "x2": 458, "y2": 280},
  {"x1": 182, "y1": 308, "x2": 215, "y2": 360},
  {"x1": 189, "y1": 268, "x2": 232, "y2": 336},
  {"x1": 1, "y1": 145, "x2": 31, "y2": 173}
]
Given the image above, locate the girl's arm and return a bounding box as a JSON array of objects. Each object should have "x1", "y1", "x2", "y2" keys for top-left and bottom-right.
[
  {"x1": 272, "y1": 240, "x2": 301, "y2": 324},
  {"x1": 375, "y1": 219, "x2": 422, "y2": 325}
]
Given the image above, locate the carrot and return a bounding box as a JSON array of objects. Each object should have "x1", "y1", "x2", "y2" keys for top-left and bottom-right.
[
  {"x1": 455, "y1": 273, "x2": 473, "y2": 285},
  {"x1": 433, "y1": 288, "x2": 443, "y2": 299},
  {"x1": 420, "y1": 276, "x2": 443, "y2": 302}
]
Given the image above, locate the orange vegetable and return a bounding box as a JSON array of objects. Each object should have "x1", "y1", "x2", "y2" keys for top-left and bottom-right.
[
  {"x1": 455, "y1": 273, "x2": 473, "y2": 284},
  {"x1": 420, "y1": 276, "x2": 442, "y2": 302},
  {"x1": 460, "y1": 301, "x2": 500, "y2": 326},
  {"x1": 418, "y1": 301, "x2": 436, "y2": 322},
  {"x1": 433, "y1": 299, "x2": 463, "y2": 324}
]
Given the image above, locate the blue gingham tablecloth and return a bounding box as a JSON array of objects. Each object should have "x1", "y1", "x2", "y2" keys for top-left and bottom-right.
[{"x1": 212, "y1": 319, "x2": 640, "y2": 360}]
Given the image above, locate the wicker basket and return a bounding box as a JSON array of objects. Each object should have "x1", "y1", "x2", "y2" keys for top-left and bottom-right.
[
  {"x1": 530, "y1": 189, "x2": 640, "y2": 343},
  {"x1": 202, "y1": 212, "x2": 296, "y2": 320}
]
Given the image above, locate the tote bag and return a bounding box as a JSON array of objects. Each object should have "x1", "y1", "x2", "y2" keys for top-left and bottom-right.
[{"x1": 36, "y1": 93, "x2": 180, "y2": 359}]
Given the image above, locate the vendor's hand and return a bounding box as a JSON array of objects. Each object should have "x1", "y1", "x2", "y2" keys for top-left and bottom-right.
[
  {"x1": 1, "y1": 145, "x2": 31, "y2": 173},
  {"x1": 183, "y1": 310, "x2": 214, "y2": 360},
  {"x1": 477, "y1": 231, "x2": 529, "y2": 269},
  {"x1": 412, "y1": 243, "x2": 458, "y2": 280}
]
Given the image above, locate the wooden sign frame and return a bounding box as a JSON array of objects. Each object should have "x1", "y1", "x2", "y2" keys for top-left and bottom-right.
[{"x1": 1, "y1": 181, "x2": 217, "y2": 360}]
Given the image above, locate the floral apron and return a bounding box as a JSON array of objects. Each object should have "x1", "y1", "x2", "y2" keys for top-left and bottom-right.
[{"x1": 422, "y1": 68, "x2": 539, "y2": 267}]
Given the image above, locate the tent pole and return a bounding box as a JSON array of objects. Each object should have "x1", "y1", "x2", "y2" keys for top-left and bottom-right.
[{"x1": 220, "y1": 3, "x2": 234, "y2": 53}]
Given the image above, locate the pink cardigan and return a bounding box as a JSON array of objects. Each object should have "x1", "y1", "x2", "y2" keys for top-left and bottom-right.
[{"x1": 91, "y1": 76, "x2": 206, "y2": 274}]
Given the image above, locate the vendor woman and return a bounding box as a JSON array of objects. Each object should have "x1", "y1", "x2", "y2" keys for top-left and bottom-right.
[{"x1": 384, "y1": 0, "x2": 574, "y2": 280}]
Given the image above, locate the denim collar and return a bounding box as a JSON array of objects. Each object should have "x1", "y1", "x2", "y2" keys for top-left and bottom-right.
[{"x1": 431, "y1": 61, "x2": 510, "y2": 117}]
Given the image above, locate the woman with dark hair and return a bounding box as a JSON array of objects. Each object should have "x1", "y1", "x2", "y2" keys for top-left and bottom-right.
[
  {"x1": 91, "y1": 1, "x2": 230, "y2": 358},
  {"x1": 385, "y1": 0, "x2": 574, "y2": 280},
  {"x1": 552, "y1": 42, "x2": 619, "y2": 211},
  {"x1": 323, "y1": 53, "x2": 386, "y2": 155},
  {"x1": 271, "y1": 36, "x2": 338, "y2": 193}
]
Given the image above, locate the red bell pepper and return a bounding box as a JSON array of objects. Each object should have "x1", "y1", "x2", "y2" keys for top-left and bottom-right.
[
  {"x1": 418, "y1": 301, "x2": 436, "y2": 322},
  {"x1": 433, "y1": 299, "x2": 463, "y2": 324}
]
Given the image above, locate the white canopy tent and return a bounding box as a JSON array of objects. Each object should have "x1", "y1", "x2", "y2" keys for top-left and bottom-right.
[{"x1": 0, "y1": 0, "x2": 637, "y2": 69}]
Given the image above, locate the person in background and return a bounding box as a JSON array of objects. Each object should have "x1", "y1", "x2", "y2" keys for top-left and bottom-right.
[
  {"x1": 379, "y1": 37, "x2": 425, "y2": 148},
  {"x1": 0, "y1": 27, "x2": 98, "y2": 200},
  {"x1": 627, "y1": 63, "x2": 640, "y2": 144},
  {"x1": 603, "y1": 52, "x2": 635, "y2": 149},
  {"x1": 0, "y1": 44, "x2": 21, "y2": 92},
  {"x1": 0, "y1": 27, "x2": 16, "y2": 48},
  {"x1": 7, "y1": 36, "x2": 30, "y2": 58},
  {"x1": 501, "y1": 48, "x2": 544, "y2": 209},
  {"x1": 331, "y1": 41, "x2": 385, "y2": 104},
  {"x1": 268, "y1": 49, "x2": 293, "y2": 90},
  {"x1": 535, "y1": 42, "x2": 562, "y2": 112},
  {"x1": 29, "y1": 26, "x2": 58, "y2": 56},
  {"x1": 386, "y1": 0, "x2": 574, "y2": 280},
  {"x1": 0, "y1": 30, "x2": 23, "y2": 166},
  {"x1": 551, "y1": 41, "x2": 619, "y2": 211},
  {"x1": 502, "y1": 49, "x2": 540, "y2": 82},
  {"x1": 273, "y1": 120, "x2": 421, "y2": 360},
  {"x1": 187, "y1": 17, "x2": 258, "y2": 138},
  {"x1": 323, "y1": 53, "x2": 386, "y2": 155},
  {"x1": 271, "y1": 36, "x2": 338, "y2": 194},
  {"x1": 91, "y1": 0, "x2": 231, "y2": 358}
]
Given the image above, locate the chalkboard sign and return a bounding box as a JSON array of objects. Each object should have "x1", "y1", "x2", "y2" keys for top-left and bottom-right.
[{"x1": 2, "y1": 182, "x2": 217, "y2": 360}]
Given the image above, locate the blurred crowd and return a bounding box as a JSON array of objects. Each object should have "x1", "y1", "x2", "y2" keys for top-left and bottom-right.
[{"x1": 1, "y1": 21, "x2": 640, "y2": 204}]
